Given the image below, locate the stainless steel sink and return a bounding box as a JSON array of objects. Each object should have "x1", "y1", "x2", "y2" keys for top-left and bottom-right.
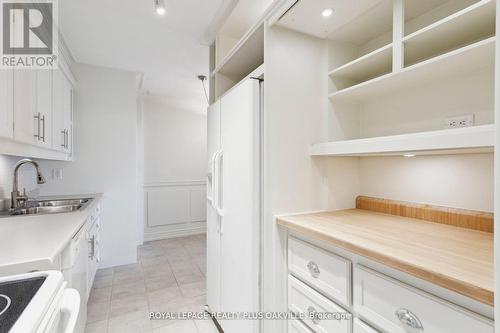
[
  {"x1": 0, "y1": 197, "x2": 93, "y2": 217},
  {"x1": 11, "y1": 204, "x2": 83, "y2": 216},
  {"x1": 35, "y1": 198, "x2": 91, "y2": 207}
]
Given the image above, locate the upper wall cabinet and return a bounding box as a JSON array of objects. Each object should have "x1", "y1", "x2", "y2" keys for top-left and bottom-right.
[
  {"x1": 0, "y1": 69, "x2": 14, "y2": 139},
  {"x1": 0, "y1": 63, "x2": 75, "y2": 161},
  {"x1": 52, "y1": 69, "x2": 73, "y2": 154}
]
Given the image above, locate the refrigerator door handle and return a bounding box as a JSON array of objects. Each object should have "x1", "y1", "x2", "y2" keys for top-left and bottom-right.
[
  {"x1": 207, "y1": 152, "x2": 217, "y2": 206},
  {"x1": 214, "y1": 150, "x2": 224, "y2": 217}
]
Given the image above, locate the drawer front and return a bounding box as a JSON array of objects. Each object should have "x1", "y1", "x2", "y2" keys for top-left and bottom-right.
[
  {"x1": 288, "y1": 275, "x2": 352, "y2": 333},
  {"x1": 289, "y1": 237, "x2": 351, "y2": 306},
  {"x1": 353, "y1": 265, "x2": 493, "y2": 333},
  {"x1": 353, "y1": 318, "x2": 379, "y2": 333},
  {"x1": 289, "y1": 319, "x2": 313, "y2": 333}
]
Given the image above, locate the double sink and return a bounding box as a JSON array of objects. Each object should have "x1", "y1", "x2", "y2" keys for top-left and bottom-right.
[{"x1": 5, "y1": 198, "x2": 92, "y2": 217}]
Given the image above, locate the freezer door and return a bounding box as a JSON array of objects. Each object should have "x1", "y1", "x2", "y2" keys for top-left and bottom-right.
[
  {"x1": 206, "y1": 100, "x2": 222, "y2": 314},
  {"x1": 219, "y1": 78, "x2": 261, "y2": 333}
]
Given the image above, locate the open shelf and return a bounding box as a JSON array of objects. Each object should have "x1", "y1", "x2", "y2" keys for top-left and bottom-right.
[
  {"x1": 404, "y1": 0, "x2": 495, "y2": 66},
  {"x1": 329, "y1": 36, "x2": 495, "y2": 103},
  {"x1": 211, "y1": 23, "x2": 264, "y2": 79},
  {"x1": 310, "y1": 125, "x2": 494, "y2": 157},
  {"x1": 329, "y1": 43, "x2": 392, "y2": 83}
]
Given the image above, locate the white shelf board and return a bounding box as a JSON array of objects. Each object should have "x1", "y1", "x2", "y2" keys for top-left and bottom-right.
[
  {"x1": 329, "y1": 43, "x2": 392, "y2": 81},
  {"x1": 329, "y1": 37, "x2": 495, "y2": 103},
  {"x1": 211, "y1": 23, "x2": 264, "y2": 80},
  {"x1": 404, "y1": 0, "x2": 496, "y2": 65},
  {"x1": 310, "y1": 125, "x2": 494, "y2": 157}
]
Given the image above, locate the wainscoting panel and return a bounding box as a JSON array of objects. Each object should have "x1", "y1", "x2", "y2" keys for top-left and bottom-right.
[{"x1": 144, "y1": 181, "x2": 207, "y2": 241}]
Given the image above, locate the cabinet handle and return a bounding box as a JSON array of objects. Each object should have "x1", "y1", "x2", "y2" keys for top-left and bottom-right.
[
  {"x1": 307, "y1": 306, "x2": 321, "y2": 325},
  {"x1": 65, "y1": 129, "x2": 69, "y2": 149},
  {"x1": 307, "y1": 261, "x2": 320, "y2": 278},
  {"x1": 61, "y1": 130, "x2": 66, "y2": 147},
  {"x1": 34, "y1": 113, "x2": 41, "y2": 139},
  {"x1": 40, "y1": 115, "x2": 45, "y2": 142},
  {"x1": 88, "y1": 235, "x2": 95, "y2": 259},
  {"x1": 395, "y1": 308, "x2": 424, "y2": 332}
]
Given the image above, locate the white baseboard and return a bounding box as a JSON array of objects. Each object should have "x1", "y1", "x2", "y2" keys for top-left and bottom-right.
[{"x1": 144, "y1": 224, "x2": 206, "y2": 242}]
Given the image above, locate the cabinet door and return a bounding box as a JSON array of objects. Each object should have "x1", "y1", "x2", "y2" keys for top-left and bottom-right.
[
  {"x1": 0, "y1": 69, "x2": 14, "y2": 139},
  {"x1": 35, "y1": 69, "x2": 52, "y2": 148},
  {"x1": 13, "y1": 70, "x2": 37, "y2": 144},
  {"x1": 63, "y1": 76, "x2": 73, "y2": 153},
  {"x1": 52, "y1": 69, "x2": 66, "y2": 151}
]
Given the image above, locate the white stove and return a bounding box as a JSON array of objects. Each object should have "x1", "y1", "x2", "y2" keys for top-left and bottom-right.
[{"x1": 0, "y1": 271, "x2": 79, "y2": 333}]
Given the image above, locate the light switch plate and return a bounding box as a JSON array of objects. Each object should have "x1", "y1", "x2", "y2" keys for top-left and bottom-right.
[{"x1": 445, "y1": 115, "x2": 474, "y2": 128}]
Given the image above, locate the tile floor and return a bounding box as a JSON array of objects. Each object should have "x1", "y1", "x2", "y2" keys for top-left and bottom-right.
[{"x1": 84, "y1": 234, "x2": 219, "y2": 333}]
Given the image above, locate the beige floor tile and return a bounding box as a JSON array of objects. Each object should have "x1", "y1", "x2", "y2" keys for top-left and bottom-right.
[
  {"x1": 179, "y1": 281, "x2": 206, "y2": 298},
  {"x1": 147, "y1": 286, "x2": 184, "y2": 307},
  {"x1": 111, "y1": 280, "x2": 146, "y2": 300},
  {"x1": 95, "y1": 267, "x2": 114, "y2": 278},
  {"x1": 89, "y1": 287, "x2": 112, "y2": 304},
  {"x1": 87, "y1": 300, "x2": 110, "y2": 324},
  {"x1": 107, "y1": 310, "x2": 152, "y2": 333},
  {"x1": 109, "y1": 298, "x2": 149, "y2": 318},
  {"x1": 152, "y1": 320, "x2": 198, "y2": 333},
  {"x1": 174, "y1": 270, "x2": 204, "y2": 285},
  {"x1": 145, "y1": 274, "x2": 177, "y2": 292},
  {"x1": 84, "y1": 319, "x2": 108, "y2": 333},
  {"x1": 194, "y1": 319, "x2": 219, "y2": 333},
  {"x1": 93, "y1": 275, "x2": 113, "y2": 289}
]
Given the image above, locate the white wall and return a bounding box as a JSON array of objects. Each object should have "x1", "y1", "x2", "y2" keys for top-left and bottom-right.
[
  {"x1": 142, "y1": 94, "x2": 207, "y2": 240},
  {"x1": 0, "y1": 64, "x2": 141, "y2": 268},
  {"x1": 359, "y1": 154, "x2": 494, "y2": 212},
  {"x1": 143, "y1": 94, "x2": 207, "y2": 183}
]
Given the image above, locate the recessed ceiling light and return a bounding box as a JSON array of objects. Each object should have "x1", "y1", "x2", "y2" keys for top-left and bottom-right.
[
  {"x1": 403, "y1": 153, "x2": 416, "y2": 157},
  {"x1": 322, "y1": 8, "x2": 334, "y2": 17},
  {"x1": 155, "y1": 0, "x2": 166, "y2": 15}
]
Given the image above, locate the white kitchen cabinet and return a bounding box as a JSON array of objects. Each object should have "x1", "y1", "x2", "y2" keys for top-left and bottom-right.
[
  {"x1": 353, "y1": 319, "x2": 380, "y2": 333},
  {"x1": 13, "y1": 70, "x2": 37, "y2": 144},
  {"x1": 35, "y1": 69, "x2": 52, "y2": 148},
  {"x1": 353, "y1": 265, "x2": 493, "y2": 333},
  {"x1": 0, "y1": 69, "x2": 13, "y2": 139},
  {"x1": 86, "y1": 210, "x2": 100, "y2": 297},
  {"x1": 52, "y1": 69, "x2": 72, "y2": 153}
]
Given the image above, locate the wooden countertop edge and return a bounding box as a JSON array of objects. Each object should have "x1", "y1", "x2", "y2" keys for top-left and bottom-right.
[{"x1": 277, "y1": 218, "x2": 494, "y2": 306}]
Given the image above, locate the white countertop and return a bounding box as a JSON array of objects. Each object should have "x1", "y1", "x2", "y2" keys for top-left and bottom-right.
[{"x1": 0, "y1": 193, "x2": 103, "y2": 276}]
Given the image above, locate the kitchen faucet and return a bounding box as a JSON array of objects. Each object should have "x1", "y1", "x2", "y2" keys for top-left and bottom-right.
[{"x1": 11, "y1": 159, "x2": 46, "y2": 209}]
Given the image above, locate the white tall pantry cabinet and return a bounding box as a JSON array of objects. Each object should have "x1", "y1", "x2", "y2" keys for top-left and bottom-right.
[{"x1": 208, "y1": 0, "x2": 498, "y2": 332}]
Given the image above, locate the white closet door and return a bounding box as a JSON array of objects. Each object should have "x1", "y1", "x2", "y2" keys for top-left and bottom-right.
[
  {"x1": 0, "y1": 69, "x2": 14, "y2": 139},
  {"x1": 219, "y1": 78, "x2": 261, "y2": 333}
]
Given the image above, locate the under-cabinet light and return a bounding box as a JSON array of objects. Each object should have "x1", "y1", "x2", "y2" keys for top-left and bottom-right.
[
  {"x1": 155, "y1": 0, "x2": 166, "y2": 15},
  {"x1": 403, "y1": 154, "x2": 416, "y2": 158},
  {"x1": 322, "y1": 8, "x2": 334, "y2": 17}
]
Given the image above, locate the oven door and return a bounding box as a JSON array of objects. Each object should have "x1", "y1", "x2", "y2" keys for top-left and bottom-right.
[{"x1": 41, "y1": 288, "x2": 80, "y2": 333}]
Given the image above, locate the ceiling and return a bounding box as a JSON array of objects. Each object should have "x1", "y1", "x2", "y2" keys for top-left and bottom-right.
[{"x1": 59, "y1": 0, "x2": 223, "y2": 111}]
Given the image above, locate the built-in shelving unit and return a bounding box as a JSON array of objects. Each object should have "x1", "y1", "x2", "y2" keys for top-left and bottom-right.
[
  {"x1": 404, "y1": 0, "x2": 495, "y2": 66},
  {"x1": 329, "y1": 36, "x2": 495, "y2": 103},
  {"x1": 310, "y1": 125, "x2": 494, "y2": 157},
  {"x1": 328, "y1": 44, "x2": 392, "y2": 83},
  {"x1": 209, "y1": 0, "x2": 271, "y2": 103},
  {"x1": 211, "y1": 23, "x2": 264, "y2": 80},
  {"x1": 274, "y1": 0, "x2": 496, "y2": 158}
]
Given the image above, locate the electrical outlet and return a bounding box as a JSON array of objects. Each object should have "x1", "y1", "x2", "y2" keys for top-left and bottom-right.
[{"x1": 445, "y1": 115, "x2": 474, "y2": 128}]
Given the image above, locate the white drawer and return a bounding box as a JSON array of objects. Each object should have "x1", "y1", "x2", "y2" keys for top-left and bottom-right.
[
  {"x1": 288, "y1": 275, "x2": 352, "y2": 333},
  {"x1": 289, "y1": 319, "x2": 313, "y2": 333},
  {"x1": 353, "y1": 265, "x2": 493, "y2": 333},
  {"x1": 288, "y1": 237, "x2": 351, "y2": 306},
  {"x1": 353, "y1": 318, "x2": 379, "y2": 333}
]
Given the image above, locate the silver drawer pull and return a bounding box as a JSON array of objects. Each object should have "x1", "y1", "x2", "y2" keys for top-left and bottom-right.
[
  {"x1": 307, "y1": 261, "x2": 320, "y2": 278},
  {"x1": 307, "y1": 306, "x2": 321, "y2": 325},
  {"x1": 395, "y1": 308, "x2": 424, "y2": 332}
]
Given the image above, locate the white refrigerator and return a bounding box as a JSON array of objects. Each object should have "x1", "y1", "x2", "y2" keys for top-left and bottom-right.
[{"x1": 206, "y1": 74, "x2": 263, "y2": 333}]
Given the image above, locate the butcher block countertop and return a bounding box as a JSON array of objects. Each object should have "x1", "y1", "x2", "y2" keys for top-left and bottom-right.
[{"x1": 277, "y1": 208, "x2": 494, "y2": 305}]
